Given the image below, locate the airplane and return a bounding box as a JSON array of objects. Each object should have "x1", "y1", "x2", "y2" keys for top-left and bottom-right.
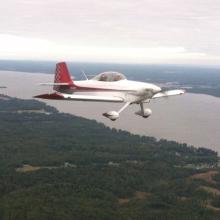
[{"x1": 34, "y1": 62, "x2": 185, "y2": 121}]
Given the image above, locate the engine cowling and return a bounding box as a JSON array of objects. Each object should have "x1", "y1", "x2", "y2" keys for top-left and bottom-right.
[
  {"x1": 135, "y1": 108, "x2": 152, "y2": 118},
  {"x1": 103, "y1": 111, "x2": 119, "y2": 121}
]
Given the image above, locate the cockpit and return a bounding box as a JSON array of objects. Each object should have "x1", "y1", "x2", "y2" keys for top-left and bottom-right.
[{"x1": 92, "y1": 71, "x2": 126, "y2": 82}]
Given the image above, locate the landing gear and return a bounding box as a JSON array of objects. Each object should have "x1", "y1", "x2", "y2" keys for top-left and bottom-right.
[
  {"x1": 103, "y1": 102, "x2": 131, "y2": 121},
  {"x1": 103, "y1": 102, "x2": 152, "y2": 121},
  {"x1": 135, "y1": 102, "x2": 152, "y2": 118},
  {"x1": 103, "y1": 111, "x2": 119, "y2": 121}
]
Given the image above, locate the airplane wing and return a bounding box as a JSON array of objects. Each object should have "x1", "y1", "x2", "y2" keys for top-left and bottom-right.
[
  {"x1": 151, "y1": 89, "x2": 185, "y2": 99},
  {"x1": 34, "y1": 92, "x2": 124, "y2": 103}
]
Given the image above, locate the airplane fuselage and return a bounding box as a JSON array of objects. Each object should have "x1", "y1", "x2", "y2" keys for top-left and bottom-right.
[{"x1": 60, "y1": 79, "x2": 161, "y2": 103}]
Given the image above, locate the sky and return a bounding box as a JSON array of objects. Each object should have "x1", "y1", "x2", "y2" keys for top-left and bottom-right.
[{"x1": 0, "y1": 0, "x2": 220, "y2": 64}]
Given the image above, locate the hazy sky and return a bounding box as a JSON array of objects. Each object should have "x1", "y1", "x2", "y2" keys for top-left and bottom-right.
[{"x1": 0, "y1": 0, "x2": 220, "y2": 64}]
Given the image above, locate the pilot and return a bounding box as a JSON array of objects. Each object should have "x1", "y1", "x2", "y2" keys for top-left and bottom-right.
[
  {"x1": 100, "y1": 74, "x2": 107, "y2": 81},
  {"x1": 114, "y1": 74, "x2": 121, "y2": 81}
]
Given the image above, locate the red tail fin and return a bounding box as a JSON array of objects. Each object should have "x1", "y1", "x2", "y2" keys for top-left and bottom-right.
[{"x1": 53, "y1": 62, "x2": 73, "y2": 92}]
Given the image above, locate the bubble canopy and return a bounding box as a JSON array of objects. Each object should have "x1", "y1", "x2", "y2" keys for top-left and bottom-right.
[{"x1": 92, "y1": 72, "x2": 126, "y2": 82}]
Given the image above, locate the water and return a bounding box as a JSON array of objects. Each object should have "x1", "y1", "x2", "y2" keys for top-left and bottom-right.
[{"x1": 1, "y1": 70, "x2": 220, "y2": 152}]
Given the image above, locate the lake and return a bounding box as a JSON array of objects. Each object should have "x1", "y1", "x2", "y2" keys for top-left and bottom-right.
[{"x1": 1, "y1": 70, "x2": 220, "y2": 152}]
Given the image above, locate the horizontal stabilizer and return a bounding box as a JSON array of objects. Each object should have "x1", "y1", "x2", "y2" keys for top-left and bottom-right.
[
  {"x1": 39, "y1": 83, "x2": 70, "y2": 86},
  {"x1": 34, "y1": 93, "x2": 65, "y2": 99}
]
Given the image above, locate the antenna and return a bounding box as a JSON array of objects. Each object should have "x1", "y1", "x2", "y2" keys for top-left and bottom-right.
[{"x1": 81, "y1": 69, "x2": 88, "y2": 80}]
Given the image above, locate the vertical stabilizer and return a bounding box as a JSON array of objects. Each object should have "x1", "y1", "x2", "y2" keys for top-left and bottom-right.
[{"x1": 53, "y1": 62, "x2": 74, "y2": 92}]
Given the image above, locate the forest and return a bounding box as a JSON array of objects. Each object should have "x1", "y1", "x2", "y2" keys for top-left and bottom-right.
[{"x1": 0, "y1": 94, "x2": 220, "y2": 220}]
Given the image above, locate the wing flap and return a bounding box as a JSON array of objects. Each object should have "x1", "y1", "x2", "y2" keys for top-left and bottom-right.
[{"x1": 34, "y1": 93, "x2": 124, "y2": 103}]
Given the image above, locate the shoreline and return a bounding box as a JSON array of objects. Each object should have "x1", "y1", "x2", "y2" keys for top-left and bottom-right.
[{"x1": 1, "y1": 70, "x2": 220, "y2": 153}]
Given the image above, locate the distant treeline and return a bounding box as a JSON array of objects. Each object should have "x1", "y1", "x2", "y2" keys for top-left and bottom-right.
[{"x1": 1, "y1": 60, "x2": 220, "y2": 98}]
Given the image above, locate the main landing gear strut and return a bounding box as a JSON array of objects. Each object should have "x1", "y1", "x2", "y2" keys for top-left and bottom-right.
[{"x1": 103, "y1": 102, "x2": 152, "y2": 121}]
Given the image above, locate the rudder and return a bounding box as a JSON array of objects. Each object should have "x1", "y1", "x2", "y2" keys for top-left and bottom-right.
[{"x1": 54, "y1": 62, "x2": 73, "y2": 92}]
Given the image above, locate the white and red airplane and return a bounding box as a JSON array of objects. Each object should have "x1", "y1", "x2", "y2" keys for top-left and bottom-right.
[{"x1": 35, "y1": 62, "x2": 185, "y2": 121}]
